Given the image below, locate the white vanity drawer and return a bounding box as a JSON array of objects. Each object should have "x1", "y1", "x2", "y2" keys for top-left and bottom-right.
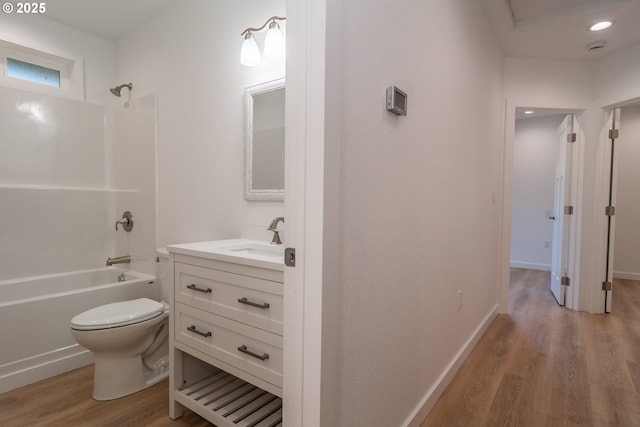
[
  {"x1": 175, "y1": 262, "x2": 283, "y2": 335},
  {"x1": 175, "y1": 303, "x2": 283, "y2": 388}
]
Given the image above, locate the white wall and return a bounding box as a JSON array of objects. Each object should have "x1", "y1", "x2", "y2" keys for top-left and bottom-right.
[
  {"x1": 504, "y1": 58, "x2": 595, "y2": 105},
  {"x1": 332, "y1": 1, "x2": 504, "y2": 425},
  {"x1": 0, "y1": 13, "x2": 115, "y2": 103},
  {"x1": 595, "y1": 44, "x2": 640, "y2": 107},
  {"x1": 114, "y1": 0, "x2": 286, "y2": 248},
  {"x1": 614, "y1": 105, "x2": 640, "y2": 279},
  {"x1": 511, "y1": 114, "x2": 565, "y2": 271}
]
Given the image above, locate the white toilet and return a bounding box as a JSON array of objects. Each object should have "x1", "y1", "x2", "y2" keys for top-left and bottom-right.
[{"x1": 70, "y1": 250, "x2": 171, "y2": 400}]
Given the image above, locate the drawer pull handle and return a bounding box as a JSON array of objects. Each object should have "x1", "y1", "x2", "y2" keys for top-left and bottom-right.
[
  {"x1": 187, "y1": 325, "x2": 212, "y2": 338},
  {"x1": 237, "y1": 345, "x2": 269, "y2": 361},
  {"x1": 187, "y1": 284, "x2": 212, "y2": 293},
  {"x1": 237, "y1": 297, "x2": 270, "y2": 309}
]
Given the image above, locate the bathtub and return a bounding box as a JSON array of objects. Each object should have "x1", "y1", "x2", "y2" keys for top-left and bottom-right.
[{"x1": 0, "y1": 268, "x2": 159, "y2": 394}]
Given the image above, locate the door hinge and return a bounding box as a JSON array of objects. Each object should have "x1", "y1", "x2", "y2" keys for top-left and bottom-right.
[
  {"x1": 564, "y1": 206, "x2": 574, "y2": 215},
  {"x1": 605, "y1": 206, "x2": 616, "y2": 216},
  {"x1": 567, "y1": 133, "x2": 576, "y2": 143},
  {"x1": 609, "y1": 129, "x2": 619, "y2": 139},
  {"x1": 284, "y1": 247, "x2": 296, "y2": 267},
  {"x1": 602, "y1": 281, "x2": 612, "y2": 291},
  {"x1": 561, "y1": 276, "x2": 571, "y2": 286}
]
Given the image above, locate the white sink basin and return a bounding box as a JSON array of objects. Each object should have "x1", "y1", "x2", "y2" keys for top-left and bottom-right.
[
  {"x1": 220, "y1": 243, "x2": 284, "y2": 260},
  {"x1": 167, "y1": 239, "x2": 284, "y2": 270}
]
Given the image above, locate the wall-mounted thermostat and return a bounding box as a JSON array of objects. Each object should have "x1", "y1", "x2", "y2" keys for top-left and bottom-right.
[{"x1": 386, "y1": 85, "x2": 407, "y2": 116}]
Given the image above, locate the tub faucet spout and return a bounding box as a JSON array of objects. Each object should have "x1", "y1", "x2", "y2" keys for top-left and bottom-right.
[{"x1": 106, "y1": 255, "x2": 131, "y2": 266}]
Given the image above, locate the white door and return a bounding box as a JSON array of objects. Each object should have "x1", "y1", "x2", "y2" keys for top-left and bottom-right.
[
  {"x1": 550, "y1": 115, "x2": 574, "y2": 305},
  {"x1": 603, "y1": 108, "x2": 621, "y2": 313}
]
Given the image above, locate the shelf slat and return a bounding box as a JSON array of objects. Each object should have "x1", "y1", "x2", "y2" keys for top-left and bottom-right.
[
  {"x1": 254, "y1": 409, "x2": 283, "y2": 427},
  {"x1": 175, "y1": 372, "x2": 282, "y2": 427},
  {"x1": 236, "y1": 398, "x2": 282, "y2": 427}
]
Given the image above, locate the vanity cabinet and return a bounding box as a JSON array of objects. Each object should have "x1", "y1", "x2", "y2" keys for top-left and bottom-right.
[{"x1": 167, "y1": 241, "x2": 284, "y2": 427}]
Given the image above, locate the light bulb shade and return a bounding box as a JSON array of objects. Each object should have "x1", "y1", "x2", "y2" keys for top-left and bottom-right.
[
  {"x1": 240, "y1": 33, "x2": 261, "y2": 67},
  {"x1": 264, "y1": 22, "x2": 285, "y2": 59}
]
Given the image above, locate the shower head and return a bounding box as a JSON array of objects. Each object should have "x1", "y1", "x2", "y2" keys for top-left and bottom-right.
[{"x1": 109, "y1": 83, "x2": 133, "y2": 97}]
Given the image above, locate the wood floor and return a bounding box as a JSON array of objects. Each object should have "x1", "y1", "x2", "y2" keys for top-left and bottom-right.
[
  {"x1": 421, "y1": 268, "x2": 640, "y2": 427},
  {"x1": 1, "y1": 269, "x2": 639, "y2": 426},
  {"x1": 0, "y1": 367, "x2": 212, "y2": 427}
]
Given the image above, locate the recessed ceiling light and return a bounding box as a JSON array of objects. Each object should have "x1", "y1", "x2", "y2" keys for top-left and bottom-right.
[
  {"x1": 524, "y1": 110, "x2": 534, "y2": 114},
  {"x1": 589, "y1": 21, "x2": 613, "y2": 31}
]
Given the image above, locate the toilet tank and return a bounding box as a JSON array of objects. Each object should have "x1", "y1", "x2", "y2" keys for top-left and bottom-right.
[{"x1": 155, "y1": 248, "x2": 171, "y2": 302}]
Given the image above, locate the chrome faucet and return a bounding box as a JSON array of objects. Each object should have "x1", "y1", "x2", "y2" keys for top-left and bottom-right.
[
  {"x1": 106, "y1": 255, "x2": 131, "y2": 266},
  {"x1": 267, "y1": 217, "x2": 284, "y2": 245},
  {"x1": 115, "y1": 211, "x2": 134, "y2": 232}
]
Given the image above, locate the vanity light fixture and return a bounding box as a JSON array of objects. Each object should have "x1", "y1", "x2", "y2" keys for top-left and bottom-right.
[
  {"x1": 524, "y1": 110, "x2": 534, "y2": 115},
  {"x1": 240, "y1": 16, "x2": 286, "y2": 66},
  {"x1": 589, "y1": 21, "x2": 613, "y2": 31}
]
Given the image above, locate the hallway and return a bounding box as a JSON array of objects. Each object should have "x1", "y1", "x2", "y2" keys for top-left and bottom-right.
[{"x1": 421, "y1": 268, "x2": 640, "y2": 426}]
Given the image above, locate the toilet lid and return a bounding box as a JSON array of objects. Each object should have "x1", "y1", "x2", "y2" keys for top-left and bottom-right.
[{"x1": 71, "y1": 298, "x2": 166, "y2": 330}]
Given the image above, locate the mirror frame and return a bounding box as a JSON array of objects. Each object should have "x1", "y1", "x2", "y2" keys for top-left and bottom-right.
[{"x1": 244, "y1": 77, "x2": 286, "y2": 201}]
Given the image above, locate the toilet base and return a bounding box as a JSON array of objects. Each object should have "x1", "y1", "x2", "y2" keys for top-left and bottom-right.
[{"x1": 92, "y1": 354, "x2": 169, "y2": 401}]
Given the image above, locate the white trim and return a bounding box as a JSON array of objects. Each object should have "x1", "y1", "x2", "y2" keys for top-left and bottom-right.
[
  {"x1": 510, "y1": 261, "x2": 551, "y2": 271},
  {"x1": 402, "y1": 304, "x2": 499, "y2": 427},
  {"x1": 613, "y1": 271, "x2": 640, "y2": 280},
  {"x1": 283, "y1": 0, "x2": 327, "y2": 424},
  {"x1": 284, "y1": 0, "x2": 338, "y2": 424},
  {"x1": 0, "y1": 345, "x2": 93, "y2": 394}
]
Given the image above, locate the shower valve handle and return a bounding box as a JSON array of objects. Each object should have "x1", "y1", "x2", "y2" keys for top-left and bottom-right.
[{"x1": 115, "y1": 211, "x2": 134, "y2": 232}]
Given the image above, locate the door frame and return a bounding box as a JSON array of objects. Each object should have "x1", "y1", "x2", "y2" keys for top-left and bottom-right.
[
  {"x1": 499, "y1": 99, "x2": 586, "y2": 313},
  {"x1": 601, "y1": 108, "x2": 620, "y2": 313},
  {"x1": 283, "y1": 0, "x2": 339, "y2": 425},
  {"x1": 592, "y1": 101, "x2": 639, "y2": 313}
]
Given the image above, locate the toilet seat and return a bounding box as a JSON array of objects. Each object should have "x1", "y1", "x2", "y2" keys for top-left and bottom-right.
[{"x1": 71, "y1": 298, "x2": 166, "y2": 331}]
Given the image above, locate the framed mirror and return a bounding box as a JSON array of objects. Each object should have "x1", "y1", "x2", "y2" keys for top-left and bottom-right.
[{"x1": 244, "y1": 78, "x2": 285, "y2": 201}]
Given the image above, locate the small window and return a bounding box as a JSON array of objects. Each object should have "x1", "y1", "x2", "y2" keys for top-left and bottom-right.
[
  {"x1": 0, "y1": 37, "x2": 85, "y2": 100},
  {"x1": 7, "y1": 57, "x2": 61, "y2": 88}
]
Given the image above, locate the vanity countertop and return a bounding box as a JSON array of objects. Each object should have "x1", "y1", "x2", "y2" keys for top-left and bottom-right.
[{"x1": 167, "y1": 239, "x2": 284, "y2": 271}]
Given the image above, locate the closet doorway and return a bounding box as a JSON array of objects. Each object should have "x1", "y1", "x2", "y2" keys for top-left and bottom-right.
[{"x1": 510, "y1": 108, "x2": 581, "y2": 309}]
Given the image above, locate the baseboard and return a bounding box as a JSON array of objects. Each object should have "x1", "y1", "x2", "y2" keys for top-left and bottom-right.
[
  {"x1": 0, "y1": 345, "x2": 93, "y2": 394},
  {"x1": 509, "y1": 261, "x2": 551, "y2": 271},
  {"x1": 613, "y1": 271, "x2": 640, "y2": 281},
  {"x1": 401, "y1": 304, "x2": 499, "y2": 427}
]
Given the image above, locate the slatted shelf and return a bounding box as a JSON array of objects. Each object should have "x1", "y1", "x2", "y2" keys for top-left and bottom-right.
[{"x1": 175, "y1": 369, "x2": 283, "y2": 427}]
